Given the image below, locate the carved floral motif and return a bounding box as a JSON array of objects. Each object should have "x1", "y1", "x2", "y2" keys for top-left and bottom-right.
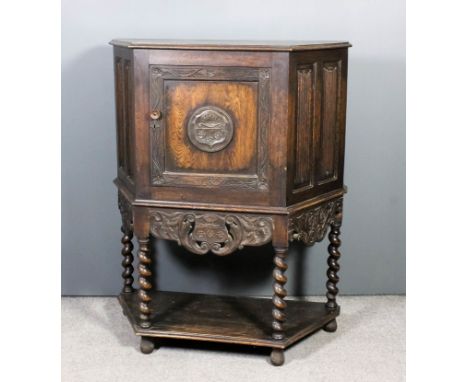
[
  {"x1": 149, "y1": 210, "x2": 273, "y2": 255},
  {"x1": 288, "y1": 199, "x2": 343, "y2": 246}
]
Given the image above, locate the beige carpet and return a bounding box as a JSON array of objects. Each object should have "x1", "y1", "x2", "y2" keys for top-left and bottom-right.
[{"x1": 62, "y1": 295, "x2": 405, "y2": 382}]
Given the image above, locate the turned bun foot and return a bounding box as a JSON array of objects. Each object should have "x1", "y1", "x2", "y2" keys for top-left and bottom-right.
[
  {"x1": 270, "y1": 348, "x2": 285, "y2": 366},
  {"x1": 140, "y1": 337, "x2": 155, "y2": 354},
  {"x1": 323, "y1": 318, "x2": 338, "y2": 333}
]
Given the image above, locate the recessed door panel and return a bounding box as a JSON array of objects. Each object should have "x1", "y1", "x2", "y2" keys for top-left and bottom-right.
[
  {"x1": 289, "y1": 49, "x2": 348, "y2": 204},
  {"x1": 114, "y1": 55, "x2": 134, "y2": 186},
  {"x1": 149, "y1": 65, "x2": 271, "y2": 191},
  {"x1": 317, "y1": 62, "x2": 340, "y2": 184},
  {"x1": 164, "y1": 80, "x2": 257, "y2": 174}
]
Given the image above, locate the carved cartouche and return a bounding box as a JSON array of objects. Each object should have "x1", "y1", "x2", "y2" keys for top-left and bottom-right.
[{"x1": 150, "y1": 210, "x2": 273, "y2": 255}]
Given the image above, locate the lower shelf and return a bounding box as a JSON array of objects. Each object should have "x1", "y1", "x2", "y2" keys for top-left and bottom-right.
[{"x1": 119, "y1": 291, "x2": 339, "y2": 349}]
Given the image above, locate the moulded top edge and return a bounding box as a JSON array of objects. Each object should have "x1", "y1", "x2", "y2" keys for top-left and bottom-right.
[{"x1": 109, "y1": 39, "x2": 352, "y2": 51}]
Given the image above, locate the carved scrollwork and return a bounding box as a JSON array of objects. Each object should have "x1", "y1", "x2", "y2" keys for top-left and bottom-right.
[
  {"x1": 149, "y1": 65, "x2": 270, "y2": 190},
  {"x1": 151, "y1": 66, "x2": 260, "y2": 81},
  {"x1": 118, "y1": 191, "x2": 133, "y2": 232},
  {"x1": 149, "y1": 210, "x2": 273, "y2": 255},
  {"x1": 288, "y1": 199, "x2": 343, "y2": 246}
]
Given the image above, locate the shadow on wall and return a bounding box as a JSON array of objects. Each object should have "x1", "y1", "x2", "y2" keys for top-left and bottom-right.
[
  {"x1": 62, "y1": 45, "x2": 123, "y2": 296},
  {"x1": 153, "y1": 239, "x2": 312, "y2": 297},
  {"x1": 62, "y1": 44, "x2": 116, "y2": 218}
]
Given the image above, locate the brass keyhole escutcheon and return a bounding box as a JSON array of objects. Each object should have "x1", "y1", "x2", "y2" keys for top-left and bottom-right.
[{"x1": 150, "y1": 110, "x2": 162, "y2": 120}]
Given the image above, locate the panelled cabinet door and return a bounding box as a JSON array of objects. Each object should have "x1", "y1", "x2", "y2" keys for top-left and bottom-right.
[
  {"x1": 289, "y1": 50, "x2": 348, "y2": 203},
  {"x1": 114, "y1": 55, "x2": 135, "y2": 189},
  {"x1": 149, "y1": 65, "x2": 271, "y2": 192}
]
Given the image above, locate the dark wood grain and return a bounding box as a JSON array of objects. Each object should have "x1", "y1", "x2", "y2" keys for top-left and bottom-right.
[
  {"x1": 120, "y1": 227, "x2": 134, "y2": 293},
  {"x1": 114, "y1": 57, "x2": 124, "y2": 169},
  {"x1": 113, "y1": 47, "x2": 135, "y2": 193},
  {"x1": 140, "y1": 336, "x2": 156, "y2": 354},
  {"x1": 119, "y1": 291, "x2": 339, "y2": 349},
  {"x1": 317, "y1": 61, "x2": 340, "y2": 183},
  {"x1": 287, "y1": 49, "x2": 348, "y2": 205},
  {"x1": 271, "y1": 247, "x2": 288, "y2": 340},
  {"x1": 294, "y1": 67, "x2": 315, "y2": 188},
  {"x1": 149, "y1": 65, "x2": 270, "y2": 191},
  {"x1": 112, "y1": 40, "x2": 350, "y2": 366},
  {"x1": 110, "y1": 39, "x2": 351, "y2": 51},
  {"x1": 288, "y1": 198, "x2": 342, "y2": 246},
  {"x1": 149, "y1": 209, "x2": 273, "y2": 255},
  {"x1": 326, "y1": 201, "x2": 343, "y2": 311},
  {"x1": 118, "y1": 191, "x2": 134, "y2": 293},
  {"x1": 165, "y1": 81, "x2": 257, "y2": 172},
  {"x1": 137, "y1": 237, "x2": 152, "y2": 328}
]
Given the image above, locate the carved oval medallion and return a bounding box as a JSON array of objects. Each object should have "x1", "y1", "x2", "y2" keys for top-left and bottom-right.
[{"x1": 187, "y1": 106, "x2": 234, "y2": 152}]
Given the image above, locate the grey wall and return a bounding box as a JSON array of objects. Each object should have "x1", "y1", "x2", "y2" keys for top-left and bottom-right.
[{"x1": 62, "y1": 0, "x2": 405, "y2": 296}]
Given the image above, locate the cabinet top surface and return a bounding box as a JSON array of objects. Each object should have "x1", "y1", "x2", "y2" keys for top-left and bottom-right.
[{"x1": 110, "y1": 39, "x2": 351, "y2": 51}]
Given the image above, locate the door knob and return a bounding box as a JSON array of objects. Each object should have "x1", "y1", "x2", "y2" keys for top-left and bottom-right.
[{"x1": 150, "y1": 110, "x2": 162, "y2": 120}]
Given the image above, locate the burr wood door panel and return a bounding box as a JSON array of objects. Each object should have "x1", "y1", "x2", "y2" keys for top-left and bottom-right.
[
  {"x1": 164, "y1": 81, "x2": 257, "y2": 174},
  {"x1": 149, "y1": 65, "x2": 271, "y2": 192}
]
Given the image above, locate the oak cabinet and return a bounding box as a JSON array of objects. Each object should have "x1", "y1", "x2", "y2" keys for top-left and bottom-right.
[{"x1": 112, "y1": 39, "x2": 350, "y2": 366}]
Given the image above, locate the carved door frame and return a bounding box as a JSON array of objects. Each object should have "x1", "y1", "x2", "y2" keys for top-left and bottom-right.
[{"x1": 149, "y1": 65, "x2": 271, "y2": 191}]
